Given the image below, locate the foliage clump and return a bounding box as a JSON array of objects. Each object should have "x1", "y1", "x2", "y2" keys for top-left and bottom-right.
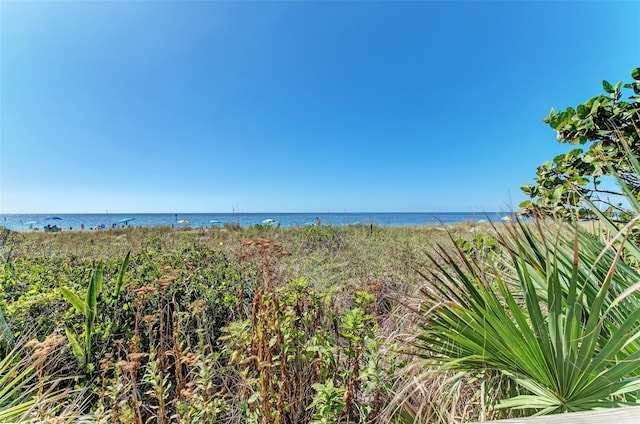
[
  {"x1": 0, "y1": 228, "x2": 408, "y2": 423},
  {"x1": 521, "y1": 67, "x2": 640, "y2": 220}
]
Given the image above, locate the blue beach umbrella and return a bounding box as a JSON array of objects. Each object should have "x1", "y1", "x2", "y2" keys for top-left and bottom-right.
[
  {"x1": 117, "y1": 217, "x2": 136, "y2": 224},
  {"x1": 210, "y1": 220, "x2": 222, "y2": 224},
  {"x1": 261, "y1": 218, "x2": 280, "y2": 227},
  {"x1": 45, "y1": 216, "x2": 62, "y2": 220}
]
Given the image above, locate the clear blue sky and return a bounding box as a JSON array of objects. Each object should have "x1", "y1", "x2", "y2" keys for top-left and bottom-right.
[{"x1": 1, "y1": 1, "x2": 638, "y2": 214}]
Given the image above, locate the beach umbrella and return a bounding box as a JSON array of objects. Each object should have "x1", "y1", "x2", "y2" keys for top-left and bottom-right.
[
  {"x1": 45, "y1": 216, "x2": 62, "y2": 220},
  {"x1": 117, "y1": 217, "x2": 136, "y2": 224},
  {"x1": 177, "y1": 219, "x2": 190, "y2": 224},
  {"x1": 500, "y1": 215, "x2": 513, "y2": 222},
  {"x1": 262, "y1": 218, "x2": 277, "y2": 224},
  {"x1": 209, "y1": 220, "x2": 222, "y2": 224}
]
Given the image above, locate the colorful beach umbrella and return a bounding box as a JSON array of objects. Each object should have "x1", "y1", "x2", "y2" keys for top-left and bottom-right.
[{"x1": 177, "y1": 219, "x2": 190, "y2": 224}]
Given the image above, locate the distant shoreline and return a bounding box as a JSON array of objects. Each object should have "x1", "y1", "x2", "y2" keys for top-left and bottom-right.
[
  {"x1": 0, "y1": 212, "x2": 512, "y2": 232},
  {"x1": 4, "y1": 221, "x2": 504, "y2": 235}
]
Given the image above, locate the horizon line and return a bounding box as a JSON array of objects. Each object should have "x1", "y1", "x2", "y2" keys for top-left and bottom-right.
[{"x1": 1, "y1": 210, "x2": 511, "y2": 215}]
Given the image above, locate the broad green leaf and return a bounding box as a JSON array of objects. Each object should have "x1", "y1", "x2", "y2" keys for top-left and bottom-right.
[
  {"x1": 575, "y1": 176, "x2": 589, "y2": 186},
  {"x1": 60, "y1": 287, "x2": 85, "y2": 314},
  {"x1": 577, "y1": 104, "x2": 589, "y2": 118},
  {"x1": 65, "y1": 327, "x2": 85, "y2": 366},
  {"x1": 602, "y1": 80, "x2": 614, "y2": 94},
  {"x1": 87, "y1": 263, "x2": 104, "y2": 313},
  {"x1": 113, "y1": 251, "x2": 131, "y2": 299}
]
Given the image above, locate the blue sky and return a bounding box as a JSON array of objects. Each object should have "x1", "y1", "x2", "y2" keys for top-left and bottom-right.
[{"x1": 1, "y1": 1, "x2": 638, "y2": 214}]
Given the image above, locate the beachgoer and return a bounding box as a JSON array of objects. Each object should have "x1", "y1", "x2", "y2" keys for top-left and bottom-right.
[
  {"x1": 315, "y1": 217, "x2": 321, "y2": 225},
  {"x1": 81, "y1": 223, "x2": 85, "y2": 230}
]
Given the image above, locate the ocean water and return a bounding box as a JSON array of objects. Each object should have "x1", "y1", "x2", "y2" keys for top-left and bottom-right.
[{"x1": 0, "y1": 212, "x2": 511, "y2": 232}]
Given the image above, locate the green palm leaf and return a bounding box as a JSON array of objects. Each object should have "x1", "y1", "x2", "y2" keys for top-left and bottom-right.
[
  {"x1": 0, "y1": 336, "x2": 79, "y2": 422},
  {"x1": 416, "y1": 218, "x2": 640, "y2": 415}
]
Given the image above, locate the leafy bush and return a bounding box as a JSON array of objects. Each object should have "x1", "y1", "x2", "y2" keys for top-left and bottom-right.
[
  {"x1": 521, "y1": 66, "x2": 640, "y2": 219},
  {"x1": 302, "y1": 225, "x2": 342, "y2": 252}
]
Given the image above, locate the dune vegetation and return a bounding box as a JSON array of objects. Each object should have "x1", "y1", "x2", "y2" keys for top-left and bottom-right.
[
  {"x1": 0, "y1": 222, "x2": 485, "y2": 423},
  {"x1": 1, "y1": 68, "x2": 639, "y2": 423}
]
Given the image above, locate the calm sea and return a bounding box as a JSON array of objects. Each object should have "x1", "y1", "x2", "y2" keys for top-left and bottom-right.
[{"x1": 0, "y1": 212, "x2": 511, "y2": 231}]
